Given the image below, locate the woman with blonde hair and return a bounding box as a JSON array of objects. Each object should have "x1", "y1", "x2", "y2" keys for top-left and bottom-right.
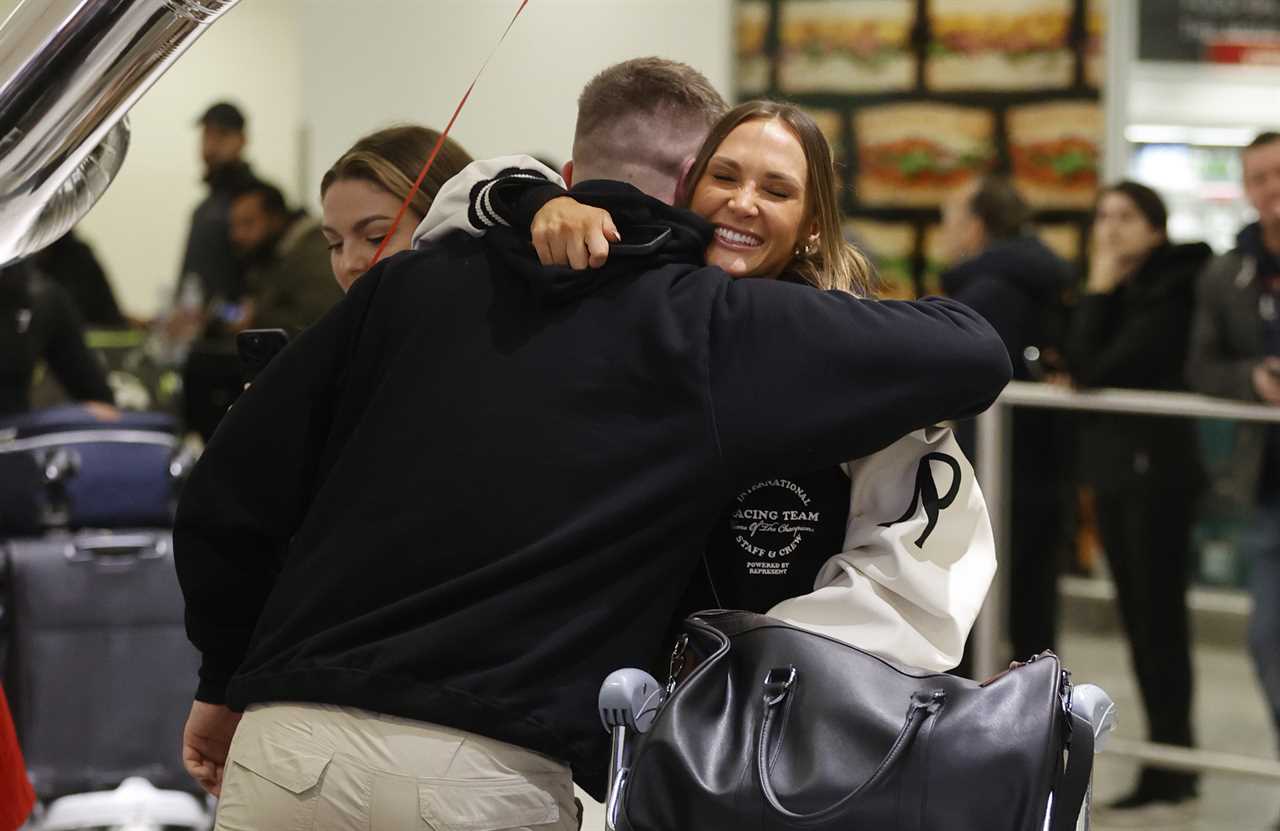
[
  {"x1": 415, "y1": 100, "x2": 994, "y2": 673},
  {"x1": 320, "y1": 125, "x2": 473, "y2": 291}
]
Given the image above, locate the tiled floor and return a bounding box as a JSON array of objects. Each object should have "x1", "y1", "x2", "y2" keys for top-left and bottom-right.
[
  {"x1": 1061, "y1": 628, "x2": 1280, "y2": 831},
  {"x1": 576, "y1": 622, "x2": 1280, "y2": 831}
]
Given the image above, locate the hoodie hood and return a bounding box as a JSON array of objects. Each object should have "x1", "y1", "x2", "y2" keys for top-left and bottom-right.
[
  {"x1": 941, "y1": 234, "x2": 1071, "y2": 301},
  {"x1": 485, "y1": 180, "x2": 713, "y2": 303}
]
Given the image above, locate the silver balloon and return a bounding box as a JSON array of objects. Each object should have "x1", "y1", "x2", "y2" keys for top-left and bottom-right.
[{"x1": 0, "y1": 0, "x2": 245, "y2": 265}]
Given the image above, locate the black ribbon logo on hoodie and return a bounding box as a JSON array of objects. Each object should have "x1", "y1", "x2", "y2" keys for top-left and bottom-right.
[{"x1": 879, "y1": 453, "x2": 962, "y2": 548}]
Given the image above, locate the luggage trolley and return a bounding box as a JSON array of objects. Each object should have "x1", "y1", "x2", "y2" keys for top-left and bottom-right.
[{"x1": 597, "y1": 668, "x2": 1117, "y2": 831}]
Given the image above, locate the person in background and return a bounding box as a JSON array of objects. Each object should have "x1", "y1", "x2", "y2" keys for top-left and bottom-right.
[
  {"x1": 1066, "y1": 181, "x2": 1211, "y2": 820},
  {"x1": 0, "y1": 260, "x2": 114, "y2": 417},
  {"x1": 320, "y1": 125, "x2": 473, "y2": 292},
  {"x1": 939, "y1": 175, "x2": 1073, "y2": 663},
  {"x1": 32, "y1": 230, "x2": 126, "y2": 328},
  {"x1": 227, "y1": 180, "x2": 342, "y2": 336},
  {"x1": 174, "y1": 102, "x2": 256, "y2": 315},
  {"x1": 1188, "y1": 131, "x2": 1280, "y2": 831}
]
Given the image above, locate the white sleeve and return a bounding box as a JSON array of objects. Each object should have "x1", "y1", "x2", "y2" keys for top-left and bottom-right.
[
  {"x1": 409, "y1": 154, "x2": 565, "y2": 248},
  {"x1": 764, "y1": 426, "x2": 996, "y2": 672}
]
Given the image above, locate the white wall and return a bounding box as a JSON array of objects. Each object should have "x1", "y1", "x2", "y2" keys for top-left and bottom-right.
[
  {"x1": 15, "y1": 0, "x2": 306, "y2": 318},
  {"x1": 1, "y1": 0, "x2": 732, "y2": 317},
  {"x1": 299, "y1": 0, "x2": 734, "y2": 212}
]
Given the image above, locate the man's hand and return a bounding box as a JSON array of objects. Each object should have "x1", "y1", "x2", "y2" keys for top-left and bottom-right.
[
  {"x1": 531, "y1": 197, "x2": 620, "y2": 270},
  {"x1": 182, "y1": 700, "x2": 242, "y2": 797},
  {"x1": 1253, "y1": 357, "x2": 1280, "y2": 405}
]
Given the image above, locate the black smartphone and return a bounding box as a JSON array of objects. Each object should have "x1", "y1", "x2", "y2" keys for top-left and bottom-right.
[
  {"x1": 608, "y1": 225, "x2": 671, "y2": 257},
  {"x1": 236, "y1": 328, "x2": 289, "y2": 383}
]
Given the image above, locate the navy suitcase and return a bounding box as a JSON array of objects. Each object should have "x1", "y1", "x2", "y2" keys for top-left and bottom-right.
[
  {"x1": 0, "y1": 406, "x2": 190, "y2": 533},
  {"x1": 0, "y1": 529, "x2": 200, "y2": 799}
]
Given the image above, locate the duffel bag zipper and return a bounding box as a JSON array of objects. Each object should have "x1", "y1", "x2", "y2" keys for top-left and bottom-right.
[{"x1": 1020, "y1": 654, "x2": 1076, "y2": 750}]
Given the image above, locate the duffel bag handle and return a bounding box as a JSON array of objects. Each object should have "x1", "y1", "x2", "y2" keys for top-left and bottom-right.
[{"x1": 757, "y1": 665, "x2": 945, "y2": 822}]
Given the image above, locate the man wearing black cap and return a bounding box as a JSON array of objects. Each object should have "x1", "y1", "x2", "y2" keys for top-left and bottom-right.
[{"x1": 175, "y1": 101, "x2": 256, "y2": 312}]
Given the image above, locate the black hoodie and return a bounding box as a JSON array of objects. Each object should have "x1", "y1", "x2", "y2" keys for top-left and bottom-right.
[
  {"x1": 174, "y1": 181, "x2": 1010, "y2": 799},
  {"x1": 942, "y1": 235, "x2": 1073, "y2": 380}
]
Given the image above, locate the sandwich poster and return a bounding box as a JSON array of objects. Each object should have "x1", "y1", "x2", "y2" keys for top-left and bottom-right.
[{"x1": 736, "y1": 0, "x2": 1104, "y2": 296}]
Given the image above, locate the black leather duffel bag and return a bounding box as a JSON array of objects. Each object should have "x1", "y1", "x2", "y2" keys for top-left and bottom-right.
[{"x1": 619, "y1": 610, "x2": 1092, "y2": 831}]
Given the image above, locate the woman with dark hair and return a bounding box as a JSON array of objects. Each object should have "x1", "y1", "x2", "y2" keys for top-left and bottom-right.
[{"x1": 1066, "y1": 180, "x2": 1211, "y2": 817}]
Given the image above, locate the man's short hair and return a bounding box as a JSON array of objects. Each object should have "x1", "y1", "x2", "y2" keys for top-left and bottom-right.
[
  {"x1": 232, "y1": 180, "x2": 288, "y2": 217},
  {"x1": 969, "y1": 175, "x2": 1031, "y2": 241},
  {"x1": 198, "y1": 101, "x2": 246, "y2": 133},
  {"x1": 1246, "y1": 131, "x2": 1280, "y2": 154},
  {"x1": 572, "y1": 57, "x2": 727, "y2": 184}
]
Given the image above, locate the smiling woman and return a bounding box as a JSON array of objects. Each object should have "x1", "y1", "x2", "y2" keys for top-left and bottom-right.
[
  {"x1": 320, "y1": 126, "x2": 473, "y2": 291},
  {"x1": 682, "y1": 100, "x2": 872, "y2": 294}
]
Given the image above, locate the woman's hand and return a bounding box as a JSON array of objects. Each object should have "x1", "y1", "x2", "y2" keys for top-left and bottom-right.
[
  {"x1": 1086, "y1": 237, "x2": 1137, "y2": 295},
  {"x1": 531, "y1": 197, "x2": 620, "y2": 270}
]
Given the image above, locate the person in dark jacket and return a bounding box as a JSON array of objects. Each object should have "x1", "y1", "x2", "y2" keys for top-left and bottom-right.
[
  {"x1": 174, "y1": 58, "x2": 1012, "y2": 827},
  {"x1": 940, "y1": 175, "x2": 1074, "y2": 664},
  {"x1": 174, "y1": 102, "x2": 256, "y2": 311},
  {"x1": 0, "y1": 261, "x2": 114, "y2": 417},
  {"x1": 1067, "y1": 181, "x2": 1211, "y2": 816},
  {"x1": 1188, "y1": 132, "x2": 1280, "y2": 831},
  {"x1": 227, "y1": 180, "x2": 343, "y2": 336},
  {"x1": 31, "y1": 230, "x2": 125, "y2": 328}
]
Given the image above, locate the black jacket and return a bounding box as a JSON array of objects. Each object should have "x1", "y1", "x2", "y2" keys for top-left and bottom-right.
[
  {"x1": 177, "y1": 161, "x2": 256, "y2": 304},
  {"x1": 1066, "y1": 242, "x2": 1213, "y2": 490},
  {"x1": 0, "y1": 263, "x2": 114, "y2": 416},
  {"x1": 32, "y1": 231, "x2": 124, "y2": 328},
  {"x1": 942, "y1": 235, "x2": 1073, "y2": 379},
  {"x1": 173, "y1": 181, "x2": 1011, "y2": 799}
]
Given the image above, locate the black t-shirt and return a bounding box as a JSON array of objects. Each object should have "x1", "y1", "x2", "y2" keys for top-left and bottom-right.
[{"x1": 691, "y1": 465, "x2": 852, "y2": 614}]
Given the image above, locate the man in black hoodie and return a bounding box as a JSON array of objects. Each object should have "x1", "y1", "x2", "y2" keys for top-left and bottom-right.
[
  {"x1": 175, "y1": 58, "x2": 1011, "y2": 827},
  {"x1": 940, "y1": 175, "x2": 1073, "y2": 665}
]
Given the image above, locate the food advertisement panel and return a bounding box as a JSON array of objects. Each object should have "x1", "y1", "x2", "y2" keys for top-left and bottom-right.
[
  {"x1": 1008, "y1": 101, "x2": 1102, "y2": 209},
  {"x1": 925, "y1": 0, "x2": 1073, "y2": 91},
  {"x1": 737, "y1": 0, "x2": 773, "y2": 96},
  {"x1": 779, "y1": 0, "x2": 915, "y2": 92},
  {"x1": 844, "y1": 220, "x2": 916, "y2": 299},
  {"x1": 736, "y1": 0, "x2": 1103, "y2": 296}
]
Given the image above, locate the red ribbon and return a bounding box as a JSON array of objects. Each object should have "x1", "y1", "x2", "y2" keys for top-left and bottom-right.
[{"x1": 368, "y1": 0, "x2": 532, "y2": 269}]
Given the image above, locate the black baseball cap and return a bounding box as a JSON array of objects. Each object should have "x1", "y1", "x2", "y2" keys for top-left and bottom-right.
[{"x1": 197, "y1": 101, "x2": 245, "y2": 132}]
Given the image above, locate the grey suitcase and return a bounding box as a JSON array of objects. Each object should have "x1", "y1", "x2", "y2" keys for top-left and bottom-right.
[{"x1": 0, "y1": 530, "x2": 200, "y2": 799}]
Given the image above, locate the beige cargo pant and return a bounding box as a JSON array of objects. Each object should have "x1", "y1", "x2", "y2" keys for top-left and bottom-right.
[{"x1": 214, "y1": 703, "x2": 581, "y2": 831}]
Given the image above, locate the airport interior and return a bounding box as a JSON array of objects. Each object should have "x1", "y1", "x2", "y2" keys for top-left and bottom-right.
[{"x1": 2, "y1": 1, "x2": 1280, "y2": 830}]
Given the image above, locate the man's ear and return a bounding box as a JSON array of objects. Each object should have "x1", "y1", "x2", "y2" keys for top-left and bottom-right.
[{"x1": 561, "y1": 160, "x2": 574, "y2": 188}]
